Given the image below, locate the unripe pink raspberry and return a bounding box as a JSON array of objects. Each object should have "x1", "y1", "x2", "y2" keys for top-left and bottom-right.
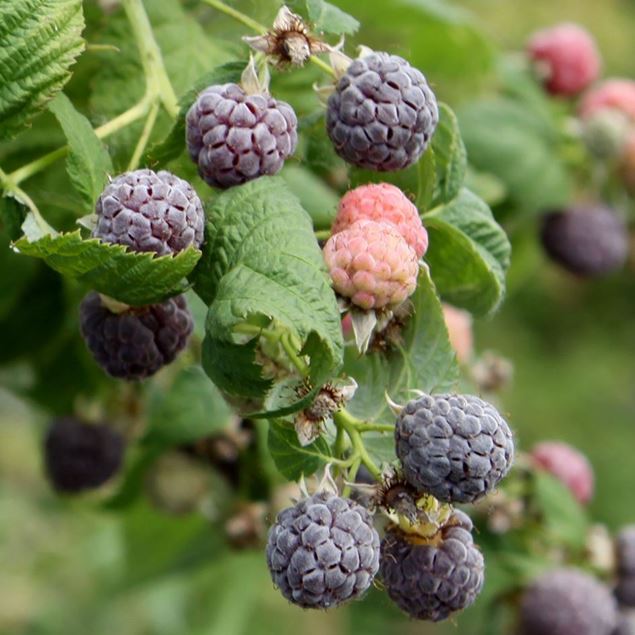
[
  {"x1": 580, "y1": 80, "x2": 635, "y2": 121},
  {"x1": 323, "y1": 220, "x2": 419, "y2": 311},
  {"x1": 527, "y1": 23, "x2": 600, "y2": 96},
  {"x1": 332, "y1": 183, "x2": 428, "y2": 258},
  {"x1": 531, "y1": 441, "x2": 594, "y2": 505},
  {"x1": 442, "y1": 303, "x2": 473, "y2": 364}
]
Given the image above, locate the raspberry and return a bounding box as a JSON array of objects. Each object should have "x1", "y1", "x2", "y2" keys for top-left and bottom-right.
[
  {"x1": 580, "y1": 80, "x2": 635, "y2": 121},
  {"x1": 94, "y1": 169, "x2": 204, "y2": 256},
  {"x1": 395, "y1": 393, "x2": 514, "y2": 503},
  {"x1": 323, "y1": 220, "x2": 419, "y2": 310},
  {"x1": 442, "y1": 303, "x2": 473, "y2": 365},
  {"x1": 265, "y1": 491, "x2": 380, "y2": 609},
  {"x1": 540, "y1": 206, "x2": 628, "y2": 276},
  {"x1": 531, "y1": 441, "x2": 594, "y2": 505},
  {"x1": 326, "y1": 52, "x2": 438, "y2": 171},
  {"x1": 332, "y1": 183, "x2": 428, "y2": 258},
  {"x1": 527, "y1": 23, "x2": 600, "y2": 96},
  {"x1": 380, "y1": 510, "x2": 484, "y2": 621},
  {"x1": 79, "y1": 292, "x2": 193, "y2": 380},
  {"x1": 44, "y1": 417, "x2": 124, "y2": 493},
  {"x1": 186, "y1": 83, "x2": 297, "y2": 188},
  {"x1": 616, "y1": 527, "x2": 635, "y2": 608},
  {"x1": 519, "y1": 568, "x2": 618, "y2": 635},
  {"x1": 582, "y1": 110, "x2": 631, "y2": 160}
]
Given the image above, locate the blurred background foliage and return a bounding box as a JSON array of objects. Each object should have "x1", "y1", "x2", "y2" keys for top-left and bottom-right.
[{"x1": 1, "y1": 0, "x2": 635, "y2": 633}]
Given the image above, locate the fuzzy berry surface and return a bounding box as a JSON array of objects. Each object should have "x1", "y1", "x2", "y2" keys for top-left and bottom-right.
[
  {"x1": 616, "y1": 527, "x2": 635, "y2": 607},
  {"x1": 44, "y1": 417, "x2": 124, "y2": 493},
  {"x1": 79, "y1": 292, "x2": 193, "y2": 380},
  {"x1": 395, "y1": 393, "x2": 514, "y2": 503},
  {"x1": 580, "y1": 79, "x2": 635, "y2": 121},
  {"x1": 380, "y1": 510, "x2": 484, "y2": 622},
  {"x1": 540, "y1": 206, "x2": 628, "y2": 276},
  {"x1": 326, "y1": 52, "x2": 438, "y2": 171},
  {"x1": 265, "y1": 491, "x2": 380, "y2": 609},
  {"x1": 531, "y1": 441, "x2": 594, "y2": 505},
  {"x1": 332, "y1": 183, "x2": 428, "y2": 258},
  {"x1": 527, "y1": 23, "x2": 600, "y2": 96},
  {"x1": 323, "y1": 219, "x2": 419, "y2": 310},
  {"x1": 186, "y1": 83, "x2": 297, "y2": 189},
  {"x1": 94, "y1": 169, "x2": 204, "y2": 256},
  {"x1": 519, "y1": 568, "x2": 618, "y2": 635}
]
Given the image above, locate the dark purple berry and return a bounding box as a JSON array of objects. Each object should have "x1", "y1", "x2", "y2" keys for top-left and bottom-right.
[
  {"x1": 94, "y1": 169, "x2": 204, "y2": 256},
  {"x1": 326, "y1": 52, "x2": 438, "y2": 171},
  {"x1": 44, "y1": 417, "x2": 124, "y2": 493},
  {"x1": 79, "y1": 292, "x2": 193, "y2": 380},
  {"x1": 186, "y1": 83, "x2": 297, "y2": 188}
]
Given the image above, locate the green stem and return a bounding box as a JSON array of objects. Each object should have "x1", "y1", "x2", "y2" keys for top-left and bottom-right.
[
  {"x1": 9, "y1": 97, "x2": 152, "y2": 185},
  {"x1": 354, "y1": 422, "x2": 395, "y2": 434},
  {"x1": 127, "y1": 99, "x2": 160, "y2": 170},
  {"x1": 342, "y1": 456, "x2": 361, "y2": 497},
  {"x1": 279, "y1": 332, "x2": 310, "y2": 377},
  {"x1": 314, "y1": 229, "x2": 331, "y2": 241},
  {"x1": 202, "y1": 0, "x2": 336, "y2": 77},
  {"x1": 0, "y1": 167, "x2": 56, "y2": 236},
  {"x1": 333, "y1": 410, "x2": 382, "y2": 481},
  {"x1": 122, "y1": 0, "x2": 179, "y2": 118}
]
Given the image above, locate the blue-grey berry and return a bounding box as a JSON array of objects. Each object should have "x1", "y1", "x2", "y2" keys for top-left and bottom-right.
[
  {"x1": 519, "y1": 568, "x2": 618, "y2": 635},
  {"x1": 326, "y1": 52, "x2": 438, "y2": 171},
  {"x1": 45, "y1": 417, "x2": 124, "y2": 493},
  {"x1": 186, "y1": 83, "x2": 297, "y2": 189},
  {"x1": 541, "y1": 206, "x2": 628, "y2": 277},
  {"x1": 265, "y1": 491, "x2": 380, "y2": 609},
  {"x1": 395, "y1": 393, "x2": 514, "y2": 503},
  {"x1": 94, "y1": 169, "x2": 204, "y2": 256},
  {"x1": 380, "y1": 510, "x2": 484, "y2": 621},
  {"x1": 616, "y1": 527, "x2": 635, "y2": 608},
  {"x1": 79, "y1": 292, "x2": 193, "y2": 380}
]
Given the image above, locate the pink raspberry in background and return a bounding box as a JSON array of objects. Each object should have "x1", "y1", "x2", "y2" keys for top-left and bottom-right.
[
  {"x1": 323, "y1": 220, "x2": 419, "y2": 311},
  {"x1": 332, "y1": 183, "x2": 428, "y2": 258},
  {"x1": 531, "y1": 441, "x2": 594, "y2": 505},
  {"x1": 442, "y1": 303, "x2": 473, "y2": 364},
  {"x1": 527, "y1": 23, "x2": 601, "y2": 96},
  {"x1": 341, "y1": 313, "x2": 353, "y2": 337},
  {"x1": 580, "y1": 79, "x2": 635, "y2": 121}
]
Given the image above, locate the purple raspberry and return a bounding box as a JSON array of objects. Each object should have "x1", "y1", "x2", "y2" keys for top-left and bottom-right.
[
  {"x1": 265, "y1": 491, "x2": 380, "y2": 609},
  {"x1": 79, "y1": 292, "x2": 193, "y2": 380},
  {"x1": 519, "y1": 568, "x2": 618, "y2": 635},
  {"x1": 540, "y1": 206, "x2": 628, "y2": 277},
  {"x1": 395, "y1": 393, "x2": 514, "y2": 503},
  {"x1": 94, "y1": 169, "x2": 204, "y2": 256},
  {"x1": 380, "y1": 510, "x2": 485, "y2": 621},
  {"x1": 326, "y1": 52, "x2": 438, "y2": 171},
  {"x1": 186, "y1": 83, "x2": 298, "y2": 189},
  {"x1": 44, "y1": 417, "x2": 124, "y2": 493},
  {"x1": 616, "y1": 527, "x2": 635, "y2": 608}
]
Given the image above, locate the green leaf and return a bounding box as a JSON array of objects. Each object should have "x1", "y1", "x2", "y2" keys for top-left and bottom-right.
[
  {"x1": 533, "y1": 470, "x2": 589, "y2": 549},
  {"x1": 0, "y1": 196, "x2": 27, "y2": 242},
  {"x1": 145, "y1": 367, "x2": 234, "y2": 447},
  {"x1": 431, "y1": 103, "x2": 467, "y2": 206},
  {"x1": 345, "y1": 267, "x2": 459, "y2": 427},
  {"x1": 146, "y1": 61, "x2": 245, "y2": 167},
  {"x1": 423, "y1": 188, "x2": 511, "y2": 315},
  {"x1": 0, "y1": 0, "x2": 84, "y2": 141},
  {"x1": 305, "y1": 0, "x2": 360, "y2": 35},
  {"x1": 48, "y1": 93, "x2": 113, "y2": 208},
  {"x1": 268, "y1": 419, "x2": 332, "y2": 480},
  {"x1": 192, "y1": 177, "x2": 343, "y2": 412},
  {"x1": 14, "y1": 230, "x2": 200, "y2": 306},
  {"x1": 459, "y1": 97, "x2": 572, "y2": 213}
]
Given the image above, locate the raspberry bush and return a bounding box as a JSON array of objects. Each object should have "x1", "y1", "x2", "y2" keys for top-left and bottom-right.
[{"x1": 0, "y1": 1, "x2": 634, "y2": 634}]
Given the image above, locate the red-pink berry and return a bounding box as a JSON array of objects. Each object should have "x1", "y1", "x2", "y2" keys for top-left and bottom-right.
[
  {"x1": 332, "y1": 183, "x2": 428, "y2": 258},
  {"x1": 531, "y1": 441, "x2": 594, "y2": 505},
  {"x1": 323, "y1": 220, "x2": 419, "y2": 311},
  {"x1": 442, "y1": 303, "x2": 473, "y2": 364},
  {"x1": 527, "y1": 23, "x2": 600, "y2": 96},
  {"x1": 580, "y1": 79, "x2": 635, "y2": 121}
]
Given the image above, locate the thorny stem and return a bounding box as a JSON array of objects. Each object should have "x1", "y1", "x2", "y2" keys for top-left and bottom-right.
[
  {"x1": 127, "y1": 100, "x2": 160, "y2": 171},
  {"x1": 202, "y1": 0, "x2": 336, "y2": 77}
]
